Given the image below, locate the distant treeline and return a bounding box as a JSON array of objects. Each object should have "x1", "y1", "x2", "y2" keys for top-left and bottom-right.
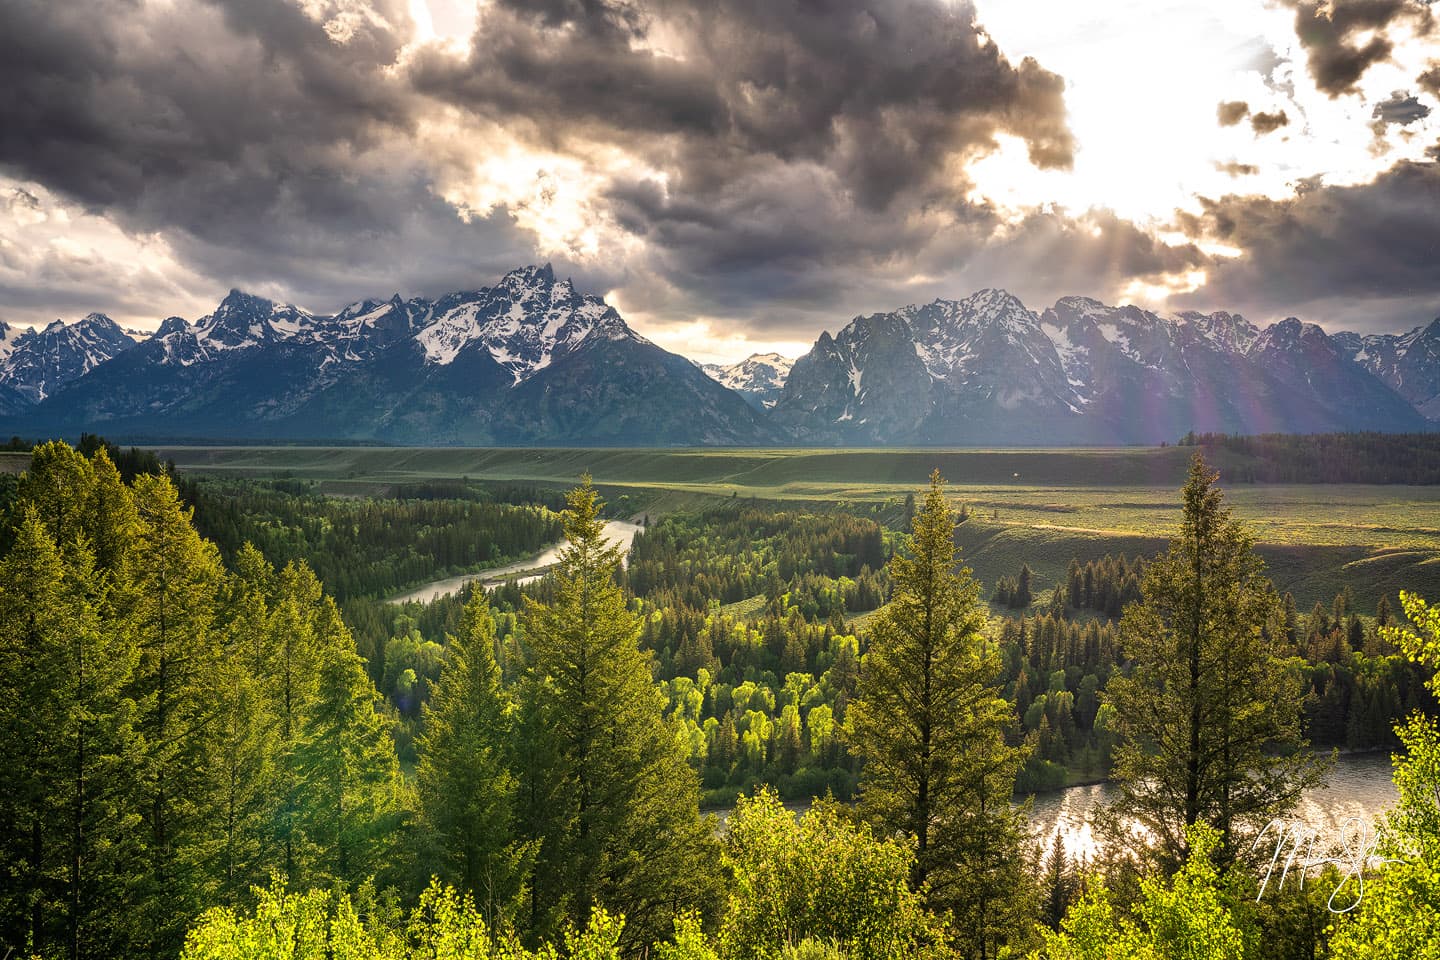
[
  {"x1": 1182, "y1": 431, "x2": 1440, "y2": 483},
  {"x1": 181, "y1": 476, "x2": 564, "y2": 601}
]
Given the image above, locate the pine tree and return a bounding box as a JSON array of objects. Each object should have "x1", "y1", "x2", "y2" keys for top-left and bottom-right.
[
  {"x1": 127, "y1": 474, "x2": 226, "y2": 954},
  {"x1": 296, "y1": 600, "x2": 408, "y2": 889},
  {"x1": 0, "y1": 510, "x2": 145, "y2": 960},
  {"x1": 268, "y1": 562, "x2": 326, "y2": 882},
  {"x1": 12, "y1": 441, "x2": 96, "y2": 552},
  {"x1": 518, "y1": 476, "x2": 716, "y2": 949},
  {"x1": 1041, "y1": 835, "x2": 1075, "y2": 930},
  {"x1": 204, "y1": 552, "x2": 281, "y2": 903},
  {"x1": 417, "y1": 589, "x2": 531, "y2": 929},
  {"x1": 1017, "y1": 563, "x2": 1034, "y2": 608},
  {"x1": 843, "y1": 470, "x2": 1028, "y2": 958},
  {"x1": 1100, "y1": 454, "x2": 1326, "y2": 868}
]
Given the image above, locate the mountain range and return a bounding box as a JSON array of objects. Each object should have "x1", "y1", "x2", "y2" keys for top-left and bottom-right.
[{"x1": 1, "y1": 265, "x2": 1436, "y2": 446}]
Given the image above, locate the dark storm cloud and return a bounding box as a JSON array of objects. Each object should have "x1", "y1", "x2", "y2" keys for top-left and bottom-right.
[
  {"x1": 399, "y1": 0, "x2": 1079, "y2": 329},
  {"x1": 1251, "y1": 110, "x2": 1291, "y2": 134},
  {"x1": 1277, "y1": 0, "x2": 1435, "y2": 97},
  {"x1": 0, "y1": 0, "x2": 1091, "y2": 332},
  {"x1": 1218, "y1": 101, "x2": 1252, "y2": 126},
  {"x1": 411, "y1": 0, "x2": 1075, "y2": 208},
  {"x1": 1373, "y1": 91, "x2": 1433, "y2": 125},
  {"x1": 0, "y1": 0, "x2": 538, "y2": 318},
  {"x1": 1174, "y1": 159, "x2": 1440, "y2": 333}
]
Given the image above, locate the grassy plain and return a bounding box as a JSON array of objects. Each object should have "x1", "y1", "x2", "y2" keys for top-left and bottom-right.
[{"x1": 65, "y1": 445, "x2": 1440, "y2": 609}]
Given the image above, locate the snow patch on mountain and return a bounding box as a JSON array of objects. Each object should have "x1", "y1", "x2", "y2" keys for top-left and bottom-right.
[
  {"x1": 702, "y1": 352, "x2": 795, "y2": 408},
  {"x1": 413, "y1": 265, "x2": 637, "y2": 382},
  {"x1": 0, "y1": 313, "x2": 139, "y2": 402}
]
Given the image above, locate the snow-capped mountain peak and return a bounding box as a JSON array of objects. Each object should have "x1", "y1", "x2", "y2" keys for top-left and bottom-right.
[
  {"x1": 0, "y1": 312, "x2": 139, "y2": 402},
  {"x1": 1333, "y1": 316, "x2": 1440, "y2": 419},
  {"x1": 702, "y1": 352, "x2": 795, "y2": 408},
  {"x1": 1174, "y1": 309, "x2": 1259, "y2": 354},
  {"x1": 413, "y1": 264, "x2": 637, "y2": 383},
  {"x1": 194, "y1": 289, "x2": 314, "y2": 350}
]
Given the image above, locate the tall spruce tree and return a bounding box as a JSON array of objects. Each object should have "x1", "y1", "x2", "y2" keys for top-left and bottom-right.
[
  {"x1": 518, "y1": 477, "x2": 716, "y2": 950},
  {"x1": 296, "y1": 599, "x2": 408, "y2": 889},
  {"x1": 268, "y1": 561, "x2": 326, "y2": 882},
  {"x1": 844, "y1": 470, "x2": 1029, "y2": 959},
  {"x1": 417, "y1": 589, "x2": 531, "y2": 930},
  {"x1": 128, "y1": 474, "x2": 226, "y2": 954},
  {"x1": 1100, "y1": 453, "x2": 1326, "y2": 868},
  {"x1": 204, "y1": 549, "x2": 282, "y2": 903},
  {"x1": 0, "y1": 510, "x2": 145, "y2": 960}
]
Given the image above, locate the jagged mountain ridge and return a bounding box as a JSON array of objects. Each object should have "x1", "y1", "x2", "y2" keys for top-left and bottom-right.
[
  {"x1": 772, "y1": 291, "x2": 1435, "y2": 444},
  {"x1": 0, "y1": 313, "x2": 138, "y2": 409},
  {"x1": 5, "y1": 265, "x2": 780, "y2": 445},
  {"x1": 2, "y1": 271, "x2": 1436, "y2": 444},
  {"x1": 1333, "y1": 319, "x2": 1440, "y2": 420},
  {"x1": 702, "y1": 353, "x2": 796, "y2": 409}
]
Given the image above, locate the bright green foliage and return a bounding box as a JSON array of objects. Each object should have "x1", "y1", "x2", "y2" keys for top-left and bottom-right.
[
  {"x1": 180, "y1": 880, "x2": 624, "y2": 960},
  {"x1": 518, "y1": 476, "x2": 717, "y2": 948},
  {"x1": 296, "y1": 610, "x2": 410, "y2": 888},
  {"x1": 844, "y1": 470, "x2": 1028, "y2": 956},
  {"x1": 0, "y1": 442, "x2": 412, "y2": 959},
  {"x1": 1330, "y1": 591, "x2": 1440, "y2": 959},
  {"x1": 0, "y1": 509, "x2": 146, "y2": 960},
  {"x1": 1101, "y1": 454, "x2": 1325, "y2": 867},
  {"x1": 129, "y1": 474, "x2": 229, "y2": 952},
  {"x1": 715, "y1": 788, "x2": 949, "y2": 960},
  {"x1": 1033, "y1": 825, "x2": 1254, "y2": 960},
  {"x1": 417, "y1": 589, "x2": 532, "y2": 928}
]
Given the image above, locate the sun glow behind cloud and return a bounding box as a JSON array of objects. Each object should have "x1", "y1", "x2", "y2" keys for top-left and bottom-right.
[{"x1": 966, "y1": 0, "x2": 1440, "y2": 223}]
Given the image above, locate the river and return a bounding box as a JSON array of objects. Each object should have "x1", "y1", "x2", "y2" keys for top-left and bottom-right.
[
  {"x1": 711, "y1": 752, "x2": 1399, "y2": 854},
  {"x1": 1028, "y1": 750, "x2": 1398, "y2": 863},
  {"x1": 388, "y1": 519, "x2": 647, "y2": 604}
]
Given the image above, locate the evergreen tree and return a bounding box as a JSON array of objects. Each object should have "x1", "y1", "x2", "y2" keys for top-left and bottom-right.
[
  {"x1": 295, "y1": 601, "x2": 408, "y2": 889},
  {"x1": 844, "y1": 470, "x2": 1028, "y2": 958},
  {"x1": 1099, "y1": 454, "x2": 1326, "y2": 868},
  {"x1": 417, "y1": 589, "x2": 532, "y2": 929},
  {"x1": 269, "y1": 562, "x2": 326, "y2": 882},
  {"x1": 0, "y1": 511, "x2": 145, "y2": 960},
  {"x1": 128, "y1": 474, "x2": 226, "y2": 954},
  {"x1": 518, "y1": 476, "x2": 717, "y2": 949},
  {"x1": 12, "y1": 441, "x2": 96, "y2": 552},
  {"x1": 1040, "y1": 835, "x2": 1076, "y2": 930}
]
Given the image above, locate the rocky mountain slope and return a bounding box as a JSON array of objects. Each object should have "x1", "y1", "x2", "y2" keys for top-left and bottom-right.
[
  {"x1": 2, "y1": 270, "x2": 1435, "y2": 445},
  {"x1": 0, "y1": 314, "x2": 138, "y2": 410},
  {"x1": 702, "y1": 353, "x2": 795, "y2": 409},
  {"x1": 772, "y1": 293, "x2": 1434, "y2": 444},
  {"x1": 4, "y1": 266, "x2": 779, "y2": 445},
  {"x1": 1333, "y1": 319, "x2": 1440, "y2": 421}
]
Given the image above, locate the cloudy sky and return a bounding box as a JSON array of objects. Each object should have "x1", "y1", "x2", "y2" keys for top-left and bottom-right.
[{"x1": 1, "y1": 0, "x2": 1437, "y2": 362}]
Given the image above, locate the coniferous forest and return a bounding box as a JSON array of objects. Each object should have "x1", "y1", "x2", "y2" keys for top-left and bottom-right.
[{"x1": 4, "y1": 442, "x2": 1440, "y2": 959}]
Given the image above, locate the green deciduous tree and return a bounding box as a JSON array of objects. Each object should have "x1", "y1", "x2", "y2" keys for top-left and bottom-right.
[
  {"x1": 518, "y1": 476, "x2": 717, "y2": 949},
  {"x1": 1100, "y1": 454, "x2": 1325, "y2": 868},
  {"x1": 1033, "y1": 825, "x2": 1253, "y2": 960},
  {"x1": 844, "y1": 470, "x2": 1028, "y2": 957},
  {"x1": 1330, "y1": 591, "x2": 1440, "y2": 958},
  {"x1": 714, "y1": 789, "x2": 948, "y2": 960}
]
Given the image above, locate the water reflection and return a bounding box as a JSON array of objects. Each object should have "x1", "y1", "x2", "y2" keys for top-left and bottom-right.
[{"x1": 1026, "y1": 751, "x2": 1399, "y2": 864}]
